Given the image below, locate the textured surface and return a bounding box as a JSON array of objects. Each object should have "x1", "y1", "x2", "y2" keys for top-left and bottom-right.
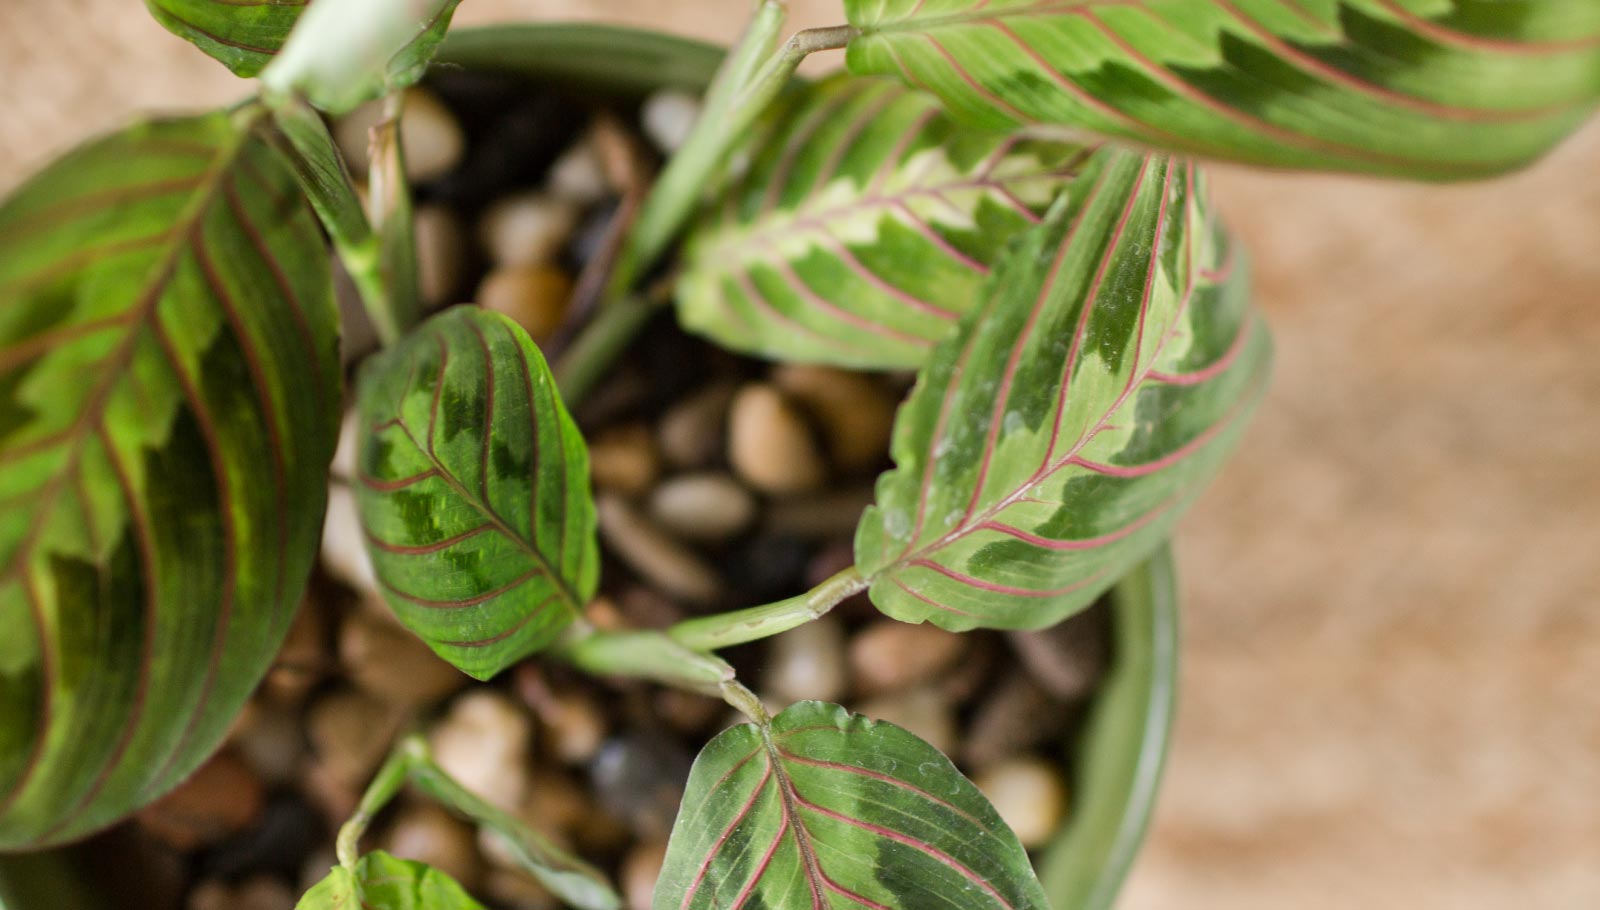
[
  {"x1": 1, "y1": 2, "x2": 1596, "y2": 906},
  {"x1": 0, "y1": 110, "x2": 339, "y2": 847}
]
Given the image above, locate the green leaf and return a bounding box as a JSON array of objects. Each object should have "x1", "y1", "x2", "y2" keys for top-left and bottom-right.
[
  {"x1": 297, "y1": 851, "x2": 486, "y2": 910},
  {"x1": 843, "y1": 0, "x2": 1600, "y2": 179},
  {"x1": 677, "y1": 74, "x2": 1093, "y2": 368},
  {"x1": 260, "y1": 0, "x2": 465, "y2": 115},
  {"x1": 654, "y1": 701, "x2": 1047, "y2": 910},
  {"x1": 144, "y1": 0, "x2": 307, "y2": 78},
  {"x1": 854, "y1": 150, "x2": 1270, "y2": 630},
  {"x1": 0, "y1": 109, "x2": 340, "y2": 848},
  {"x1": 354, "y1": 306, "x2": 597, "y2": 680}
]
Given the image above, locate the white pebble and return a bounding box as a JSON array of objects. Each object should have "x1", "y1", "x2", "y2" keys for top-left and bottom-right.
[
  {"x1": 320, "y1": 484, "x2": 376, "y2": 595},
  {"x1": 596, "y1": 494, "x2": 721, "y2": 605},
  {"x1": 429, "y1": 690, "x2": 533, "y2": 811},
  {"x1": 649, "y1": 473, "x2": 757, "y2": 543},
  {"x1": 974, "y1": 757, "x2": 1070, "y2": 849},
  {"x1": 478, "y1": 192, "x2": 580, "y2": 268},
  {"x1": 641, "y1": 90, "x2": 702, "y2": 153}
]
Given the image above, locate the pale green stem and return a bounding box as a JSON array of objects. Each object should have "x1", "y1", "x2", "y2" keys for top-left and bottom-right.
[
  {"x1": 335, "y1": 736, "x2": 423, "y2": 869},
  {"x1": 365, "y1": 93, "x2": 423, "y2": 337},
  {"x1": 669, "y1": 567, "x2": 868, "y2": 652},
  {"x1": 553, "y1": 293, "x2": 660, "y2": 402},
  {"x1": 555, "y1": 624, "x2": 736, "y2": 697}
]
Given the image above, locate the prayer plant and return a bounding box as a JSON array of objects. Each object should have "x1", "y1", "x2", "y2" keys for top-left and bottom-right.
[{"x1": 1, "y1": 1, "x2": 1595, "y2": 908}]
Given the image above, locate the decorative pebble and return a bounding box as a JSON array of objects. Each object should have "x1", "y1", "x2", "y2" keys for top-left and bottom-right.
[
  {"x1": 973, "y1": 757, "x2": 1069, "y2": 849},
  {"x1": 335, "y1": 88, "x2": 465, "y2": 182},
  {"x1": 478, "y1": 264, "x2": 573, "y2": 343},
  {"x1": 478, "y1": 191, "x2": 580, "y2": 268},
  {"x1": 485, "y1": 867, "x2": 557, "y2": 908},
  {"x1": 654, "y1": 689, "x2": 724, "y2": 735},
  {"x1": 623, "y1": 840, "x2": 670, "y2": 910},
  {"x1": 429, "y1": 690, "x2": 533, "y2": 811},
  {"x1": 331, "y1": 409, "x2": 360, "y2": 481},
  {"x1": 414, "y1": 203, "x2": 468, "y2": 308},
  {"x1": 306, "y1": 688, "x2": 404, "y2": 787},
  {"x1": 197, "y1": 795, "x2": 322, "y2": 883},
  {"x1": 728, "y1": 384, "x2": 827, "y2": 494},
  {"x1": 261, "y1": 596, "x2": 328, "y2": 705},
  {"x1": 1007, "y1": 610, "x2": 1108, "y2": 701},
  {"x1": 849, "y1": 621, "x2": 968, "y2": 695},
  {"x1": 233, "y1": 877, "x2": 296, "y2": 910},
  {"x1": 658, "y1": 381, "x2": 734, "y2": 470},
  {"x1": 590, "y1": 733, "x2": 694, "y2": 839},
  {"x1": 762, "y1": 485, "x2": 876, "y2": 540},
  {"x1": 320, "y1": 484, "x2": 377, "y2": 595},
  {"x1": 230, "y1": 699, "x2": 304, "y2": 785},
  {"x1": 383, "y1": 802, "x2": 483, "y2": 891},
  {"x1": 961, "y1": 672, "x2": 1064, "y2": 770},
  {"x1": 857, "y1": 687, "x2": 957, "y2": 757},
  {"x1": 188, "y1": 880, "x2": 230, "y2": 910},
  {"x1": 136, "y1": 750, "x2": 264, "y2": 850},
  {"x1": 764, "y1": 615, "x2": 848, "y2": 704},
  {"x1": 548, "y1": 135, "x2": 610, "y2": 204},
  {"x1": 339, "y1": 606, "x2": 466, "y2": 706},
  {"x1": 588, "y1": 423, "x2": 662, "y2": 496},
  {"x1": 772, "y1": 365, "x2": 897, "y2": 473},
  {"x1": 531, "y1": 688, "x2": 608, "y2": 765},
  {"x1": 641, "y1": 89, "x2": 702, "y2": 152},
  {"x1": 649, "y1": 472, "x2": 757, "y2": 543},
  {"x1": 596, "y1": 494, "x2": 721, "y2": 605}
]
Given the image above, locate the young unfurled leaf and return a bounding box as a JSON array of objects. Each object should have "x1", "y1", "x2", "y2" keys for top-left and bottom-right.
[
  {"x1": 260, "y1": 0, "x2": 465, "y2": 115},
  {"x1": 844, "y1": 0, "x2": 1600, "y2": 179},
  {"x1": 854, "y1": 150, "x2": 1270, "y2": 630},
  {"x1": 654, "y1": 701, "x2": 1047, "y2": 910},
  {"x1": 354, "y1": 307, "x2": 597, "y2": 680},
  {"x1": 297, "y1": 851, "x2": 486, "y2": 910},
  {"x1": 677, "y1": 75, "x2": 1094, "y2": 368},
  {"x1": 0, "y1": 111, "x2": 340, "y2": 847},
  {"x1": 144, "y1": 0, "x2": 307, "y2": 77}
]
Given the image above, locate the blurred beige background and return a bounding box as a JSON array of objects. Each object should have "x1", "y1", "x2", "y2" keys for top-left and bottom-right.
[{"x1": 3, "y1": 2, "x2": 1596, "y2": 908}]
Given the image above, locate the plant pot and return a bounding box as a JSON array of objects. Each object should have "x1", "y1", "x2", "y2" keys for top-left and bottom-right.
[{"x1": 436, "y1": 24, "x2": 1179, "y2": 910}]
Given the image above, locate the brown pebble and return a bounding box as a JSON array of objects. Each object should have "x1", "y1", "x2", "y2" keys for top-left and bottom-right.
[
  {"x1": 484, "y1": 867, "x2": 557, "y2": 907},
  {"x1": 623, "y1": 840, "x2": 670, "y2": 910},
  {"x1": 962, "y1": 672, "x2": 1066, "y2": 769},
  {"x1": 772, "y1": 365, "x2": 897, "y2": 473},
  {"x1": 849, "y1": 621, "x2": 968, "y2": 695},
  {"x1": 339, "y1": 606, "x2": 466, "y2": 706},
  {"x1": 479, "y1": 264, "x2": 573, "y2": 343},
  {"x1": 1007, "y1": 610, "x2": 1108, "y2": 701},
  {"x1": 234, "y1": 877, "x2": 296, "y2": 910},
  {"x1": 764, "y1": 615, "x2": 848, "y2": 704},
  {"x1": 230, "y1": 699, "x2": 304, "y2": 785},
  {"x1": 415, "y1": 204, "x2": 467, "y2": 308},
  {"x1": 658, "y1": 382, "x2": 734, "y2": 470},
  {"x1": 973, "y1": 757, "x2": 1069, "y2": 849},
  {"x1": 596, "y1": 494, "x2": 721, "y2": 604},
  {"x1": 429, "y1": 690, "x2": 534, "y2": 812},
  {"x1": 762, "y1": 486, "x2": 876, "y2": 540},
  {"x1": 588, "y1": 423, "x2": 661, "y2": 496},
  {"x1": 136, "y1": 750, "x2": 264, "y2": 850},
  {"x1": 383, "y1": 802, "x2": 483, "y2": 891},
  {"x1": 261, "y1": 594, "x2": 329, "y2": 706},
  {"x1": 648, "y1": 472, "x2": 757, "y2": 543},
  {"x1": 306, "y1": 688, "x2": 404, "y2": 787},
  {"x1": 728, "y1": 384, "x2": 826, "y2": 494},
  {"x1": 479, "y1": 192, "x2": 579, "y2": 268},
  {"x1": 335, "y1": 88, "x2": 465, "y2": 182},
  {"x1": 858, "y1": 687, "x2": 957, "y2": 756},
  {"x1": 654, "y1": 689, "x2": 724, "y2": 735},
  {"x1": 526, "y1": 685, "x2": 608, "y2": 765},
  {"x1": 187, "y1": 880, "x2": 230, "y2": 910}
]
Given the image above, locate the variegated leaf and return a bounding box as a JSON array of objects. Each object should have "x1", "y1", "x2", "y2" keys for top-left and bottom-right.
[
  {"x1": 653, "y1": 701, "x2": 1047, "y2": 910},
  {"x1": 854, "y1": 150, "x2": 1270, "y2": 629},
  {"x1": 844, "y1": 0, "x2": 1600, "y2": 179},
  {"x1": 678, "y1": 74, "x2": 1094, "y2": 368},
  {"x1": 145, "y1": 0, "x2": 308, "y2": 77},
  {"x1": 0, "y1": 111, "x2": 340, "y2": 848},
  {"x1": 297, "y1": 851, "x2": 486, "y2": 910},
  {"x1": 354, "y1": 306, "x2": 597, "y2": 680}
]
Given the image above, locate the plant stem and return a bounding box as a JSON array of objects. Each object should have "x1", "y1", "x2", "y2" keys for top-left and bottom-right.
[
  {"x1": 555, "y1": 624, "x2": 735, "y2": 696},
  {"x1": 553, "y1": 293, "x2": 660, "y2": 402},
  {"x1": 334, "y1": 736, "x2": 423, "y2": 869},
  {"x1": 365, "y1": 93, "x2": 423, "y2": 337},
  {"x1": 669, "y1": 566, "x2": 868, "y2": 652}
]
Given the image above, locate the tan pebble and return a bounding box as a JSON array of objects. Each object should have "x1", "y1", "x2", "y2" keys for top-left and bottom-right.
[
  {"x1": 961, "y1": 673, "x2": 1062, "y2": 770},
  {"x1": 307, "y1": 688, "x2": 404, "y2": 786},
  {"x1": 858, "y1": 687, "x2": 957, "y2": 756},
  {"x1": 187, "y1": 881, "x2": 231, "y2": 910},
  {"x1": 339, "y1": 607, "x2": 466, "y2": 706},
  {"x1": 261, "y1": 595, "x2": 329, "y2": 705},
  {"x1": 331, "y1": 409, "x2": 360, "y2": 481},
  {"x1": 321, "y1": 484, "x2": 376, "y2": 595},
  {"x1": 772, "y1": 365, "x2": 896, "y2": 473},
  {"x1": 383, "y1": 802, "x2": 482, "y2": 891},
  {"x1": 623, "y1": 840, "x2": 670, "y2": 910},
  {"x1": 583, "y1": 595, "x2": 629, "y2": 631},
  {"x1": 765, "y1": 615, "x2": 848, "y2": 703},
  {"x1": 1007, "y1": 612, "x2": 1108, "y2": 701},
  {"x1": 548, "y1": 136, "x2": 609, "y2": 204},
  {"x1": 658, "y1": 382, "x2": 734, "y2": 469},
  {"x1": 485, "y1": 867, "x2": 557, "y2": 907},
  {"x1": 596, "y1": 494, "x2": 721, "y2": 604},
  {"x1": 649, "y1": 472, "x2": 757, "y2": 542},
  {"x1": 234, "y1": 877, "x2": 295, "y2": 910},
  {"x1": 973, "y1": 757, "x2": 1069, "y2": 849},
  {"x1": 478, "y1": 264, "x2": 573, "y2": 343},
  {"x1": 641, "y1": 90, "x2": 702, "y2": 152},
  {"x1": 415, "y1": 204, "x2": 467, "y2": 308},
  {"x1": 522, "y1": 769, "x2": 590, "y2": 835},
  {"x1": 534, "y1": 690, "x2": 609, "y2": 765},
  {"x1": 335, "y1": 88, "x2": 465, "y2": 182},
  {"x1": 588, "y1": 423, "x2": 661, "y2": 496},
  {"x1": 136, "y1": 750, "x2": 264, "y2": 850},
  {"x1": 655, "y1": 689, "x2": 724, "y2": 734},
  {"x1": 230, "y1": 699, "x2": 304, "y2": 785},
  {"x1": 728, "y1": 384, "x2": 826, "y2": 494},
  {"x1": 849, "y1": 621, "x2": 968, "y2": 695},
  {"x1": 429, "y1": 690, "x2": 533, "y2": 811},
  {"x1": 479, "y1": 192, "x2": 579, "y2": 268}
]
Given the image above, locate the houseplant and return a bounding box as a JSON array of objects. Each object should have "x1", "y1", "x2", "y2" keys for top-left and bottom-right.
[{"x1": 0, "y1": 0, "x2": 1594, "y2": 908}]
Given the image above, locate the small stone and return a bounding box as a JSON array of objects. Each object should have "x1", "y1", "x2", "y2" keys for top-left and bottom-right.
[
  {"x1": 331, "y1": 409, "x2": 360, "y2": 481},
  {"x1": 764, "y1": 615, "x2": 848, "y2": 704},
  {"x1": 622, "y1": 840, "x2": 670, "y2": 910},
  {"x1": 234, "y1": 877, "x2": 296, "y2": 910},
  {"x1": 728, "y1": 384, "x2": 826, "y2": 494},
  {"x1": 658, "y1": 382, "x2": 735, "y2": 470},
  {"x1": 973, "y1": 757, "x2": 1069, "y2": 849},
  {"x1": 320, "y1": 483, "x2": 376, "y2": 595},
  {"x1": 772, "y1": 365, "x2": 896, "y2": 473},
  {"x1": 136, "y1": 750, "x2": 264, "y2": 850},
  {"x1": 858, "y1": 687, "x2": 957, "y2": 756},
  {"x1": 591, "y1": 733, "x2": 694, "y2": 839},
  {"x1": 415, "y1": 204, "x2": 468, "y2": 308},
  {"x1": 548, "y1": 136, "x2": 610, "y2": 204},
  {"x1": 588, "y1": 423, "x2": 661, "y2": 496},
  {"x1": 649, "y1": 472, "x2": 757, "y2": 543},
  {"x1": 261, "y1": 595, "x2": 329, "y2": 705},
  {"x1": 521, "y1": 768, "x2": 590, "y2": 836},
  {"x1": 1007, "y1": 609, "x2": 1108, "y2": 701},
  {"x1": 339, "y1": 606, "x2": 466, "y2": 706},
  {"x1": 596, "y1": 494, "x2": 721, "y2": 605},
  {"x1": 641, "y1": 90, "x2": 702, "y2": 153},
  {"x1": 478, "y1": 264, "x2": 573, "y2": 343},
  {"x1": 528, "y1": 687, "x2": 608, "y2": 765},
  {"x1": 590, "y1": 112, "x2": 646, "y2": 194},
  {"x1": 429, "y1": 690, "x2": 534, "y2": 811},
  {"x1": 335, "y1": 88, "x2": 465, "y2": 182},
  {"x1": 307, "y1": 688, "x2": 404, "y2": 787},
  {"x1": 849, "y1": 621, "x2": 968, "y2": 695},
  {"x1": 197, "y1": 795, "x2": 323, "y2": 883},
  {"x1": 485, "y1": 867, "x2": 557, "y2": 908},
  {"x1": 616, "y1": 584, "x2": 685, "y2": 627},
  {"x1": 231, "y1": 699, "x2": 304, "y2": 785},
  {"x1": 479, "y1": 192, "x2": 580, "y2": 268},
  {"x1": 654, "y1": 688, "x2": 724, "y2": 735},
  {"x1": 961, "y1": 672, "x2": 1065, "y2": 770},
  {"x1": 188, "y1": 880, "x2": 230, "y2": 910},
  {"x1": 383, "y1": 802, "x2": 482, "y2": 891},
  {"x1": 763, "y1": 486, "x2": 877, "y2": 541}
]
